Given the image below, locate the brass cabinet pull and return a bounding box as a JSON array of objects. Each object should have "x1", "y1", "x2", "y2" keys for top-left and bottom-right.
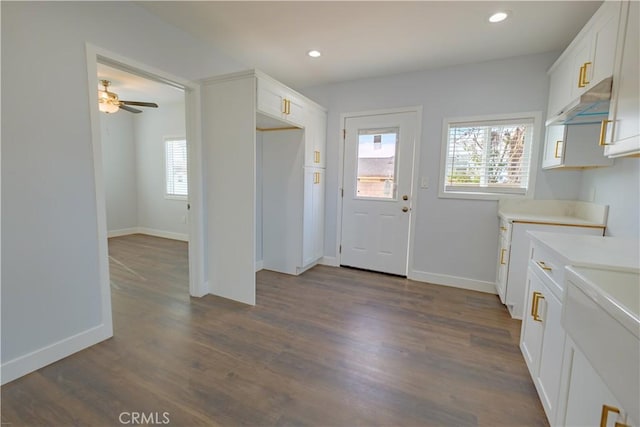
[
  {"x1": 314, "y1": 150, "x2": 320, "y2": 163},
  {"x1": 583, "y1": 61, "x2": 592, "y2": 85},
  {"x1": 536, "y1": 261, "x2": 552, "y2": 271},
  {"x1": 282, "y1": 98, "x2": 287, "y2": 114},
  {"x1": 554, "y1": 140, "x2": 563, "y2": 158},
  {"x1": 285, "y1": 99, "x2": 291, "y2": 115},
  {"x1": 600, "y1": 404, "x2": 628, "y2": 427},
  {"x1": 313, "y1": 172, "x2": 320, "y2": 184},
  {"x1": 500, "y1": 249, "x2": 507, "y2": 265},
  {"x1": 500, "y1": 226, "x2": 507, "y2": 231},
  {"x1": 531, "y1": 291, "x2": 544, "y2": 322},
  {"x1": 578, "y1": 64, "x2": 586, "y2": 88},
  {"x1": 599, "y1": 119, "x2": 613, "y2": 146}
]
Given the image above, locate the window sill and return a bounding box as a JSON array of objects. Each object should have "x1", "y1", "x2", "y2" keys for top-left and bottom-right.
[{"x1": 165, "y1": 195, "x2": 188, "y2": 201}]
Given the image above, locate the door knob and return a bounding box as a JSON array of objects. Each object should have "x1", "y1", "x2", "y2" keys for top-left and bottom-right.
[
  {"x1": 402, "y1": 207, "x2": 409, "y2": 212},
  {"x1": 402, "y1": 195, "x2": 409, "y2": 200}
]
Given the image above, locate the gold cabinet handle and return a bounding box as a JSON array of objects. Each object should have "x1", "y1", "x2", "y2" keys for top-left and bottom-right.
[
  {"x1": 314, "y1": 150, "x2": 320, "y2": 163},
  {"x1": 578, "y1": 64, "x2": 586, "y2": 88},
  {"x1": 282, "y1": 98, "x2": 287, "y2": 114},
  {"x1": 500, "y1": 226, "x2": 507, "y2": 231},
  {"x1": 536, "y1": 261, "x2": 552, "y2": 271},
  {"x1": 583, "y1": 61, "x2": 592, "y2": 85},
  {"x1": 500, "y1": 248, "x2": 507, "y2": 265},
  {"x1": 554, "y1": 140, "x2": 563, "y2": 158},
  {"x1": 599, "y1": 119, "x2": 613, "y2": 146},
  {"x1": 286, "y1": 99, "x2": 291, "y2": 115},
  {"x1": 531, "y1": 291, "x2": 544, "y2": 322},
  {"x1": 313, "y1": 172, "x2": 320, "y2": 184},
  {"x1": 600, "y1": 404, "x2": 628, "y2": 427}
]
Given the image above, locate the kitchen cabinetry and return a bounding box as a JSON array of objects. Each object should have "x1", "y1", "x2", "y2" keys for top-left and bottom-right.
[
  {"x1": 499, "y1": 221, "x2": 604, "y2": 319},
  {"x1": 542, "y1": 123, "x2": 613, "y2": 169},
  {"x1": 304, "y1": 102, "x2": 327, "y2": 168},
  {"x1": 202, "y1": 70, "x2": 327, "y2": 305},
  {"x1": 520, "y1": 242, "x2": 567, "y2": 424},
  {"x1": 560, "y1": 340, "x2": 631, "y2": 427},
  {"x1": 604, "y1": 0, "x2": 639, "y2": 157},
  {"x1": 257, "y1": 76, "x2": 305, "y2": 128},
  {"x1": 546, "y1": 2, "x2": 621, "y2": 120}
]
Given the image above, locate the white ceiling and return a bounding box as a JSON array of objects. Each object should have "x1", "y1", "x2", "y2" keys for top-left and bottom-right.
[
  {"x1": 139, "y1": 1, "x2": 602, "y2": 89},
  {"x1": 97, "y1": 63, "x2": 185, "y2": 106}
]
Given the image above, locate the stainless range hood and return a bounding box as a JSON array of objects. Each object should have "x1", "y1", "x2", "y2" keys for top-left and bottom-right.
[{"x1": 545, "y1": 77, "x2": 613, "y2": 126}]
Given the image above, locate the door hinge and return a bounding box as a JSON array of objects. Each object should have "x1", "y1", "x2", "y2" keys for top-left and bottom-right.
[
  {"x1": 342, "y1": 129, "x2": 346, "y2": 140},
  {"x1": 339, "y1": 245, "x2": 342, "y2": 254},
  {"x1": 341, "y1": 188, "x2": 344, "y2": 197}
]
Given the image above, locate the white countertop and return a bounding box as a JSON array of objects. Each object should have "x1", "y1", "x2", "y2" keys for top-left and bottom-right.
[
  {"x1": 566, "y1": 266, "x2": 640, "y2": 337},
  {"x1": 498, "y1": 199, "x2": 608, "y2": 227},
  {"x1": 528, "y1": 231, "x2": 640, "y2": 272}
]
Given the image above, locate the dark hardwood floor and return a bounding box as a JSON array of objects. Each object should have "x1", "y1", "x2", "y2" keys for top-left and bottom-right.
[{"x1": 1, "y1": 234, "x2": 547, "y2": 426}]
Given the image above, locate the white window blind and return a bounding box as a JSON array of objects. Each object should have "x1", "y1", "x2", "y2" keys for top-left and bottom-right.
[
  {"x1": 443, "y1": 117, "x2": 535, "y2": 196},
  {"x1": 165, "y1": 138, "x2": 188, "y2": 198}
]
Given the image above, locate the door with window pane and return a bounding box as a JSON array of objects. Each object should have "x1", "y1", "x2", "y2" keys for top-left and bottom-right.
[{"x1": 341, "y1": 111, "x2": 417, "y2": 276}]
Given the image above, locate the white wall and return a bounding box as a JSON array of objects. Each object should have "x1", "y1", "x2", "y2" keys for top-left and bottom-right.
[
  {"x1": 135, "y1": 101, "x2": 188, "y2": 239},
  {"x1": 579, "y1": 157, "x2": 640, "y2": 238},
  {"x1": 101, "y1": 112, "x2": 138, "y2": 232},
  {"x1": 301, "y1": 52, "x2": 584, "y2": 287},
  {"x1": 1, "y1": 1, "x2": 243, "y2": 382}
]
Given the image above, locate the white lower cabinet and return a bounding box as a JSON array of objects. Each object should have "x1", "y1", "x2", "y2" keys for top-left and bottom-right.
[
  {"x1": 521, "y1": 263, "x2": 565, "y2": 424},
  {"x1": 302, "y1": 167, "x2": 325, "y2": 269},
  {"x1": 558, "y1": 338, "x2": 633, "y2": 427}
]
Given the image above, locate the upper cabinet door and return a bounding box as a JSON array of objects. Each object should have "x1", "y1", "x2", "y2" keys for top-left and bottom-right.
[
  {"x1": 304, "y1": 104, "x2": 327, "y2": 168},
  {"x1": 256, "y1": 77, "x2": 305, "y2": 128},
  {"x1": 604, "y1": 0, "x2": 640, "y2": 158},
  {"x1": 589, "y1": 2, "x2": 622, "y2": 86}
]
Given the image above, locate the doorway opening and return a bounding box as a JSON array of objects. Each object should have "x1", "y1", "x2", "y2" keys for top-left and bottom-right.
[
  {"x1": 86, "y1": 45, "x2": 206, "y2": 337},
  {"x1": 338, "y1": 108, "x2": 421, "y2": 277}
]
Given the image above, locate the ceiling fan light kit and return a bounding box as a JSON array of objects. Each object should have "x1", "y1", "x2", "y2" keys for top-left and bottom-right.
[{"x1": 97, "y1": 79, "x2": 159, "y2": 114}]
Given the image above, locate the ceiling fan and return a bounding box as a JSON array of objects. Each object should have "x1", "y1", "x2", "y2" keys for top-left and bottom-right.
[{"x1": 98, "y1": 79, "x2": 158, "y2": 114}]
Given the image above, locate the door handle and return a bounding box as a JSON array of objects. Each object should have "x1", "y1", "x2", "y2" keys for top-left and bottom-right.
[
  {"x1": 402, "y1": 207, "x2": 409, "y2": 212},
  {"x1": 402, "y1": 195, "x2": 409, "y2": 200}
]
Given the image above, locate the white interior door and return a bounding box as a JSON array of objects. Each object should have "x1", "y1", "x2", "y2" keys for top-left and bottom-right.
[{"x1": 340, "y1": 111, "x2": 417, "y2": 276}]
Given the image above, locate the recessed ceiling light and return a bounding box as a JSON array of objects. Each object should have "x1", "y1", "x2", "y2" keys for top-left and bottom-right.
[
  {"x1": 307, "y1": 50, "x2": 321, "y2": 58},
  {"x1": 488, "y1": 11, "x2": 509, "y2": 23}
]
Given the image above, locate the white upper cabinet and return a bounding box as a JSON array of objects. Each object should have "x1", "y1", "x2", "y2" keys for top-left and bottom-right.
[
  {"x1": 604, "y1": 1, "x2": 639, "y2": 157},
  {"x1": 257, "y1": 76, "x2": 305, "y2": 128},
  {"x1": 304, "y1": 103, "x2": 327, "y2": 168},
  {"x1": 542, "y1": 123, "x2": 613, "y2": 169},
  {"x1": 546, "y1": 2, "x2": 621, "y2": 120}
]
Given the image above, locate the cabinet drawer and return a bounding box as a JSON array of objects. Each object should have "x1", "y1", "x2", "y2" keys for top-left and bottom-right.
[{"x1": 530, "y1": 242, "x2": 565, "y2": 299}]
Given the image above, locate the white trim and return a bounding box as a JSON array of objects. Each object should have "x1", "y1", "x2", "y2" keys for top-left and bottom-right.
[
  {"x1": 85, "y1": 44, "x2": 206, "y2": 299},
  {"x1": 255, "y1": 260, "x2": 264, "y2": 272},
  {"x1": 408, "y1": 269, "x2": 498, "y2": 294},
  {"x1": 320, "y1": 256, "x2": 339, "y2": 267},
  {"x1": 1, "y1": 323, "x2": 112, "y2": 385},
  {"x1": 336, "y1": 106, "x2": 423, "y2": 275},
  {"x1": 438, "y1": 111, "x2": 542, "y2": 200},
  {"x1": 137, "y1": 227, "x2": 188, "y2": 242},
  {"x1": 107, "y1": 227, "x2": 139, "y2": 238}
]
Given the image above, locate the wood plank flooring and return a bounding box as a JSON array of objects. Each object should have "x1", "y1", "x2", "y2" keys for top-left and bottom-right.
[{"x1": 1, "y1": 234, "x2": 547, "y2": 426}]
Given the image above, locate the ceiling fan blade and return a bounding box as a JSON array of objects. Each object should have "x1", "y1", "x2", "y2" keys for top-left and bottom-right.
[
  {"x1": 120, "y1": 100, "x2": 158, "y2": 108},
  {"x1": 119, "y1": 104, "x2": 143, "y2": 114}
]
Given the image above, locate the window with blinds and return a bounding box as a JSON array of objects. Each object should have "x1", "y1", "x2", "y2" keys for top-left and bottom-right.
[
  {"x1": 165, "y1": 138, "x2": 188, "y2": 198},
  {"x1": 441, "y1": 114, "x2": 538, "y2": 198}
]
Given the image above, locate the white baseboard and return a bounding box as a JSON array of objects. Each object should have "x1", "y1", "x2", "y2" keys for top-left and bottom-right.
[
  {"x1": 408, "y1": 270, "x2": 497, "y2": 294},
  {"x1": 255, "y1": 260, "x2": 264, "y2": 272},
  {"x1": 320, "y1": 256, "x2": 339, "y2": 267},
  {"x1": 1, "y1": 323, "x2": 112, "y2": 385},
  {"x1": 107, "y1": 227, "x2": 188, "y2": 242},
  {"x1": 107, "y1": 227, "x2": 139, "y2": 238}
]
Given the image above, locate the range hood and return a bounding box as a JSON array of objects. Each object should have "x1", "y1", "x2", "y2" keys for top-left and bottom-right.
[{"x1": 546, "y1": 77, "x2": 613, "y2": 126}]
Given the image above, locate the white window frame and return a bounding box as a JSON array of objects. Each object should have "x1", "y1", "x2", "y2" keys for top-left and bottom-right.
[
  {"x1": 438, "y1": 111, "x2": 541, "y2": 200},
  {"x1": 165, "y1": 136, "x2": 188, "y2": 200}
]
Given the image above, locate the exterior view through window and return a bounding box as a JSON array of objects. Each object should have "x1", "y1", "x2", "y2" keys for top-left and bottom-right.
[
  {"x1": 165, "y1": 138, "x2": 188, "y2": 198},
  {"x1": 356, "y1": 128, "x2": 399, "y2": 199},
  {"x1": 442, "y1": 116, "x2": 536, "y2": 197}
]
